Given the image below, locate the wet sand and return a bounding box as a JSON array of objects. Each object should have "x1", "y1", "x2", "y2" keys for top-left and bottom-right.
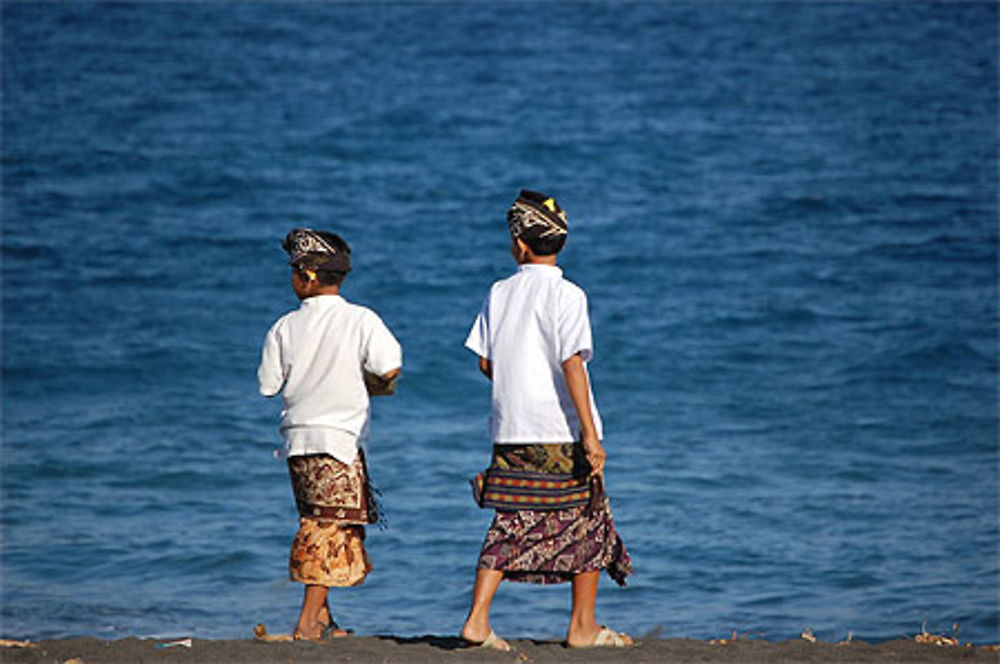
[{"x1": 2, "y1": 635, "x2": 997, "y2": 664}]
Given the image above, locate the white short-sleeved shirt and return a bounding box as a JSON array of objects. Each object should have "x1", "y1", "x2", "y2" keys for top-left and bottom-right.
[
  {"x1": 465, "y1": 264, "x2": 603, "y2": 443},
  {"x1": 258, "y1": 294, "x2": 402, "y2": 463}
]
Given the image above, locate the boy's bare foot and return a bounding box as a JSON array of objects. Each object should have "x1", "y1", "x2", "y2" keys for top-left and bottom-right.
[
  {"x1": 461, "y1": 618, "x2": 511, "y2": 650},
  {"x1": 293, "y1": 620, "x2": 353, "y2": 641},
  {"x1": 567, "y1": 625, "x2": 633, "y2": 648},
  {"x1": 461, "y1": 626, "x2": 511, "y2": 651},
  {"x1": 460, "y1": 617, "x2": 490, "y2": 644},
  {"x1": 320, "y1": 622, "x2": 353, "y2": 638},
  {"x1": 318, "y1": 608, "x2": 353, "y2": 637},
  {"x1": 292, "y1": 619, "x2": 321, "y2": 641}
]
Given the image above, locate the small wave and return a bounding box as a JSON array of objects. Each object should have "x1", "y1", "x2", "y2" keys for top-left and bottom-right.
[
  {"x1": 105, "y1": 469, "x2": 218, "y2": 491},
  {"x1": 901, "y1": 339, "x2": 996, "y2": 366},
  {"x1": 861, "y1": 234, "x2": 997, "y2": 263},
  {"x1": 836, "y1": 338, "x2": 995, "y2": 380}
]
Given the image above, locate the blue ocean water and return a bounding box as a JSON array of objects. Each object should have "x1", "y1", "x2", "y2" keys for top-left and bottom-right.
[{"x1": 2, "y1": 0, "x2": 997, "y2": 646}]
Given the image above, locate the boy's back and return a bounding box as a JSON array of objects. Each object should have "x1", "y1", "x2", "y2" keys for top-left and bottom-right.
[
  {"x1": 259, "y1": 294, "x2": 400, "y2": 454},
  {"x1": 467, "y1": 263, "x2": 602, "y2": 443}
]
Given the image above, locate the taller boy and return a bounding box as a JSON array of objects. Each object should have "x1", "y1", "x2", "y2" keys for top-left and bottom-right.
[{"x1": 461, "y1": 190, "x2": 632, "y2": 649}]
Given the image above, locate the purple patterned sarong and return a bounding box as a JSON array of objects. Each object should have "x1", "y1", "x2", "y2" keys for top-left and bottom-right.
[{"x1": 476, "y1": 443, "x2": 632, "y2": 586}]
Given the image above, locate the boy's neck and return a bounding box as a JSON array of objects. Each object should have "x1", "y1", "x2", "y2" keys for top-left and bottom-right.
[
  {"x1": 522, "y1": 254, "x2": 557, "y2": 266},
  {"x1": 299, "y1": 285, "x2": 341, "y2": 300}
]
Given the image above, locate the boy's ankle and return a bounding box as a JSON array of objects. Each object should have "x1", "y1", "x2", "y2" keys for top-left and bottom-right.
[{"x1": 461, "y1": 619, "x2": 490, "y2": 642}]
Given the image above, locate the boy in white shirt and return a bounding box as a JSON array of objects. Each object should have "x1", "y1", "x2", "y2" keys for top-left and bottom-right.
[
  {"x1": 461, "y1": 191, "x2": 632, "y2": 650},
  {"x1": 258, "y1": 228, "x2": 401, "y2": 640}
]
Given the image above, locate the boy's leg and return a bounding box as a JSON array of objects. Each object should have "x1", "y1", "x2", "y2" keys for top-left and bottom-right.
[
  {"x1": 566, "y1": 570, "x2": 601, "y2": 646},
  {"x1": 566, "y1": 570, "x2": 633, "y2": 647},
  {"x1": 293, "y1": 585, "x2": 329, "y2": 640},
  {"x1": 460, "y1": 568, "x2": 504, "y2": 643}
]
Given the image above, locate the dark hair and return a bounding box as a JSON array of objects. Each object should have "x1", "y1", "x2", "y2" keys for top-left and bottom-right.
[
  {"x1": 521, "y1": 233, "x2": 567, "y2": 256},
  {"x1": 301, "y1": 267, "x2": 347, "y2": 287}
]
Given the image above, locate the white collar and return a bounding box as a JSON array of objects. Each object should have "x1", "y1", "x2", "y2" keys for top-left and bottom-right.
[
  {"x1": 517, "y1": 264, "x2": 562, "y2": 277},
  {"x1": 301, "y1": 294, "x2": 345, "y2": 307}
]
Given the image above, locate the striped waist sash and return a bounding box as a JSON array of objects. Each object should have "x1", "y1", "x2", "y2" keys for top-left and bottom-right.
[{"x1": 472, "y1": 468, "x2": 596, "y2": 511}]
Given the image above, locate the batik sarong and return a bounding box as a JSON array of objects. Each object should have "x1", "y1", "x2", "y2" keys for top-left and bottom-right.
[
  {"x1": 475, "y1": 443, "x2": 632, "y2": 586},
  {"x1": 286, "y1": 452, "x2": 376, "y2": 587}
]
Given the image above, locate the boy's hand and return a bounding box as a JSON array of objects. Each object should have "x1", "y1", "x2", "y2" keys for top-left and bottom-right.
[
  {"x1": 583, "y1": 435, "x2": 606, "y2": 478},
  {"x1": 364, "y1": 368, "x2": 401, "y2": 396}
]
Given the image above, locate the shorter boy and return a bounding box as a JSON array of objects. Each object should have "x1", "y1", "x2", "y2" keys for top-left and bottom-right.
[
  {"x1": 461, "y1": 190, "x2": 632, "y2": 650},
  {"x1": 258, "y1": 228, "x2": 401, "y2": 640}
]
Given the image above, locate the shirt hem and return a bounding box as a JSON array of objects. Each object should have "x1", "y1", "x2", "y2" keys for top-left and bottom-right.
[{"x1": 490, "y1": 437, "x2": 602, "y2": 444}]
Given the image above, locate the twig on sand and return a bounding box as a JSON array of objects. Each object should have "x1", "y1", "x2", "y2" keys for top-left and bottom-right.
[
  {"x1": 800, "y1": 628, "x2": 853, "y2": 646},
  {"x1": 914, "y1": 622, "x2": 962, "y2": 647},
  {"x1": 710, "y1": 622, "x2": 999, "y2": 651},
  {"x1": 709, "y1": 629, "x2": 739, "y2": 645},
  {"x1": 253, "y1": 623, "x2": 295, "y2": 642},
  {"x1": 0, "y1": 639, "x2": 34, "y2": 649},
  {"x1": 710, "y1": 629, "x2": 764, "y2": 645}
]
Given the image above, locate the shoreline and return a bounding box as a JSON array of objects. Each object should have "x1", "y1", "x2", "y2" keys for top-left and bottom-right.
[{"x1": 2, "y1": 634, "x2": 997, "y2": 664}]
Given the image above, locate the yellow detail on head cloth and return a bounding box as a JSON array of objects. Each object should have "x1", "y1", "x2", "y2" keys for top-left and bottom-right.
[{"x1": 543, "y1": 198, "x2": 557, "y2": 213}]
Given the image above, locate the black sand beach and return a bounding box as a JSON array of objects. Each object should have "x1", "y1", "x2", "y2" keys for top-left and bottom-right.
[{"x1": 3, "y1": 635, "x2": 997, "y2": 664}]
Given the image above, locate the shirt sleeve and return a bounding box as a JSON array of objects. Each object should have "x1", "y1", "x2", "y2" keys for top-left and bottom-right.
[
  {"x1": 362, "y1": 312, "x2": 403, "y2": 377},
  {"x1": 464, "y1": 293, "x2": 491, "y2": 359},
  {"x1": 257, "y1": 321, "x2": 285, "y2": 397},
  {"x1": 557, "y1": 286, "x2": 593, "y2": 363}
]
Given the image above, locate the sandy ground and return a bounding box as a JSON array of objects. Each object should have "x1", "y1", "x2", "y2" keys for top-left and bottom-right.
[{"x1": 2, "y1": 634, "x2": 997, "y2": 664}]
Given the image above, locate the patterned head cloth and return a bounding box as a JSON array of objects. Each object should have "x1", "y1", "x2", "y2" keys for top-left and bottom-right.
[
  {"x1": 507, "y1": 189, "x2": 568, "y2": 241},
  {"x1": 282, "y1": 228, "x2": 352, "y2": 273}
]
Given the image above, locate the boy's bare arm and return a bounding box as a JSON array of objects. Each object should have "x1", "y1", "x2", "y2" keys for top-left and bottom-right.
[
  {"x1": 364, "y1": 367, "x2": 401, "y2": 396},
  {"x1": 562, "y1": 353, "x2": 606, "y2": 477},
  {"x1": 478, "y1": 356, "x2": 493, "y2": 380}
]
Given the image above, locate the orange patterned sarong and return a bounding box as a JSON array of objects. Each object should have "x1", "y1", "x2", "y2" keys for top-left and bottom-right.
[{"x1": 286, "y1": 453, "x2": 375, "y2": 587}]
